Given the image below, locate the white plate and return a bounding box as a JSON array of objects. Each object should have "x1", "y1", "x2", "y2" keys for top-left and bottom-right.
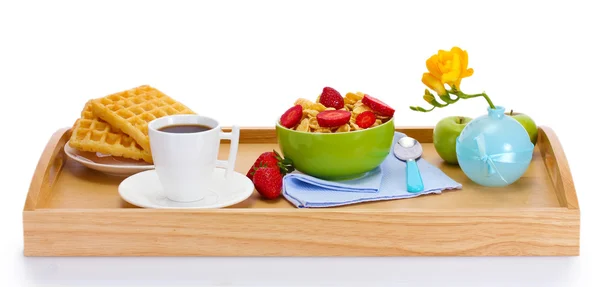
[
  {"x1": 118, "y1": 168, "x2": 254, "y2": 209},
  {"x1": 64, "y1": 141, "x2": 154, "y2": 177}
]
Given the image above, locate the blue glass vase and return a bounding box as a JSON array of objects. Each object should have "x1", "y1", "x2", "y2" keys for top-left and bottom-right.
[{"x1": 456, "y1": 106, "x2": 534, "y2": 187}]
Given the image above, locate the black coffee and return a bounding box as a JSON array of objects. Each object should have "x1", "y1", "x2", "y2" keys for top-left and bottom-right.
[{"x1": 158, "y1": 124, "x2": 212, "y2": 133}]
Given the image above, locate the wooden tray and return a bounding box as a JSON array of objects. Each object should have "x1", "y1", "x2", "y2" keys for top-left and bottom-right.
[{"x1": 22, "y1": 126, "x2": 579, "y2": 256}]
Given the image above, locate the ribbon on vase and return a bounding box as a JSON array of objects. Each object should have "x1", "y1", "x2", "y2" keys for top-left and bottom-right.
[{"x1": 472, "y1": 135, "x2": 523, "y2": 184}]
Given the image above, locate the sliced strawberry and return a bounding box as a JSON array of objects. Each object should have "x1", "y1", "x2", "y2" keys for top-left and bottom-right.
[
  {"x1": 253, "y1": 166, "x2": 283, "y2": 199},
  {"x1": 246, "y1": 150, "x2": 294, "y2": 180},
  {"x1": 356, "y1": 111, "x2": 377, "y2": 128},
  {"x1": 319, "y1": 87, "x2": 344, "y2": 110},
  {"x1": 280, "y1": 105, "x2": 303, "y2": 128},
  {"x1": 362, "y1": 94, "x2": 395, "y2": 117},
  {"x1": 316, "y1": 110, "x2": 351, "y2": 127}
]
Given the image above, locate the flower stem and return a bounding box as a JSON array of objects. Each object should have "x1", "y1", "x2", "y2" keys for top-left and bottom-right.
[
  {"x1": 410, "y1": 88, "x2": 497, "y2": 113},
  {"x1": 454, "y1": 91, "x2": 496, "y2": 109},
  {"x1": 481, "y1": 92, "x2": 496, "y2": 109}
]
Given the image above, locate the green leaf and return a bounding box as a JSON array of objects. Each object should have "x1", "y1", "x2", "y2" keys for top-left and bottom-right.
[
  {"x1": 277, "y1": 161, "x2": 296, "y2": 176},
  {"x1": 272, "y1": 150, "x2": 283, "y2": 161}
]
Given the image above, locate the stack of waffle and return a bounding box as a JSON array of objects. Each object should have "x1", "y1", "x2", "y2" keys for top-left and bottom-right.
[{"x1": 68, "y1": 85, "x2": 195, "y2": 164}]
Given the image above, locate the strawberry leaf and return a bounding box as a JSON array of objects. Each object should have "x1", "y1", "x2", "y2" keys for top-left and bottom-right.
[
  {"x1": 269, "y1": 149, "x2": 295, "y2": 175},
  {"x1": 284, "y1": 165, "x2": 294, "y2": 174},
  {"x1": 272, "y1": 150, "x2": 283, "y2": 161}
]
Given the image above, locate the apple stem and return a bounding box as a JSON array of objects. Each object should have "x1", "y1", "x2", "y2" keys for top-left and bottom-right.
[
  {"x1": 510, "y1": 109, "x2": 513, "y2": 116},
  {"x1": 459, "y1": 117, "x2": 464, "y2": 124}
]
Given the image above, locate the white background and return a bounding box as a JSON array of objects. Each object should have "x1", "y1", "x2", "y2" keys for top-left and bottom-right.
[{"x1": 1, "y1": 0, "x2": 598, "y2": 286}]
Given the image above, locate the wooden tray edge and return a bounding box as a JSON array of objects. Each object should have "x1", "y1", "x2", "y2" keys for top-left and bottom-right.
[
  {"x1": 538, "y1": 126, "x2": 579, "y2": 210},
  {"x1": 23, "y1": 207, "x2": 579, "y2": 256},
  {"x1": 24, "y1": 127, "x2": 71, "y2": 211}
]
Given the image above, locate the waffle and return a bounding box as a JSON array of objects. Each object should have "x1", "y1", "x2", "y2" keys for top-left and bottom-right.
[
  {"x1": 90, "y1": 85, "x2": 195, "y2": 152},
  {"x1": 69, "y1": 100, "x2": 153, "y2": 163}
]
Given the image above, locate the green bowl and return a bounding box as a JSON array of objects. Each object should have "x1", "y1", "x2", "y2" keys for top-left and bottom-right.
[{"x1": 276, "y1": 118, "x2": 395, "y2": 180}]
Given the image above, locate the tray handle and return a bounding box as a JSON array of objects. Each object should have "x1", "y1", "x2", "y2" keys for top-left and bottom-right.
[
  {"x1": 538, "y1": 126, "x2": 579, "y2": 210},
  {"x1": 24, "y1": 128, "x2": 71, "y2": 211}
]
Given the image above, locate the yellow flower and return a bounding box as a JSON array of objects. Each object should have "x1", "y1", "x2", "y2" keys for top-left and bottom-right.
[
  {"x1": 422, "y1": 46, "x2": 474, "y2": 92},
  {"x1": 422, "y1": 73, "x2": 447, "y2": 96}
]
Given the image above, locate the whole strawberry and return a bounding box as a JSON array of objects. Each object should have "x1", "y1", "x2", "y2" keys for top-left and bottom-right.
[
  {"x1": 246, "y1": 150, "x2": 294, "y2": 180},
  {"x1": 246, "y1": 151, "x2": 278, "y2": 179},
  {"x1": 253, "y1": 166, "x2": 283, "y2": 199},
  {"x1": 319, "y1": 87, "x2": 344, "y2": 110}
]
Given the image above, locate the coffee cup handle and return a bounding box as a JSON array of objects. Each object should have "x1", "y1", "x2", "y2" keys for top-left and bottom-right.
[{"x1": 215, "y1": 125, "x2": 240, "y2": 178}]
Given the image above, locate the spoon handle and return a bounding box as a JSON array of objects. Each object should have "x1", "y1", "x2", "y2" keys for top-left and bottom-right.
[{"x1": 406, "y1": 159, "x2": 424, "y2": 193}]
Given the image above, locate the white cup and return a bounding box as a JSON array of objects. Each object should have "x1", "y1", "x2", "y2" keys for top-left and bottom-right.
[{"x1": 148, "y1": 115, "x2": 240, "y2": 202}]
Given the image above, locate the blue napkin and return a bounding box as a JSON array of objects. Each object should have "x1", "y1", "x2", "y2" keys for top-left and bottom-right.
[{"x1": 282, "y1": 132, "x2": 462, "y2": 208}]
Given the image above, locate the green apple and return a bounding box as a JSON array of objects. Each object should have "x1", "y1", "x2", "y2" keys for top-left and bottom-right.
[
  {"x1": 433, "y1": 116, "x2": 472, "y2": 165},
  {"x1": 506, "y1": 110, "x2": 538, "y2": 146}
]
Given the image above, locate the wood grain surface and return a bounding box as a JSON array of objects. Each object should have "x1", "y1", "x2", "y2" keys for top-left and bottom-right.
[
  {"x1": 22, "y1": 126, "x2": 580, "y2": 256},
  {"x1": 538, "y1": 126, "x2": 579, "y2": 209},
  {"x1": 23, "y1": 208, "x2": 578, "y2": 256}
]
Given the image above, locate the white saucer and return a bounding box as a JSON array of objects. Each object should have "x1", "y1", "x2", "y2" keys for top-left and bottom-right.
[
  {"x1": 118, "y1": 168, "x2": 254, "y2": 209},
  {"x1": 64, "y1": 141, "x2": 154, "y2": 177}
]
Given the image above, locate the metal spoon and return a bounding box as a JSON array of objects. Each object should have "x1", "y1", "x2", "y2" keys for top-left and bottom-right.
[{"x1": 393, "y1": 136, "x2": 424, "y2": 193}]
